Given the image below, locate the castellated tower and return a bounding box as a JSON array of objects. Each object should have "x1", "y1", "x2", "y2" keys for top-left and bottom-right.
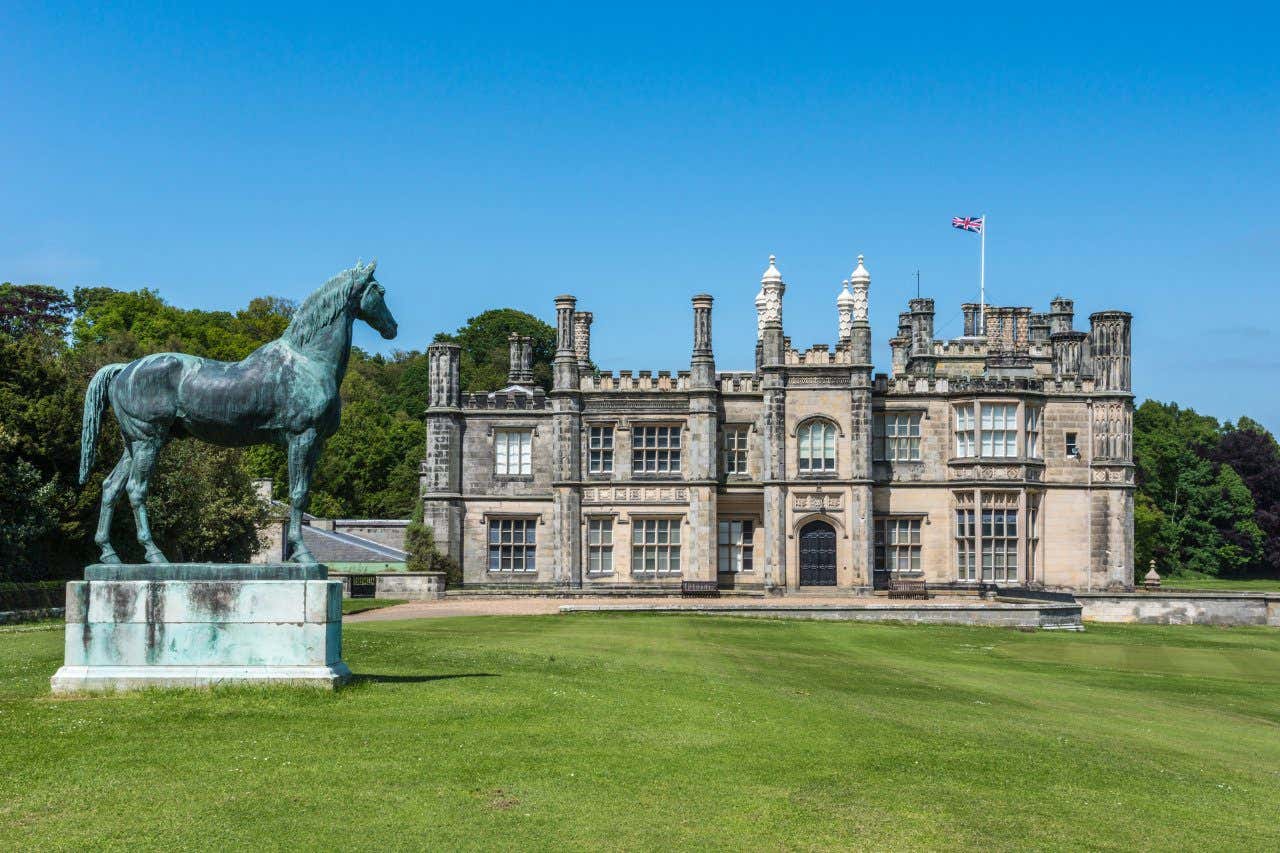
[
  {"x1": 422, "y1": 342, "x2": 463, "y2": 559},
  {"x1": 1089, "y1": 310, "x2": 1135, "y2": 588}
]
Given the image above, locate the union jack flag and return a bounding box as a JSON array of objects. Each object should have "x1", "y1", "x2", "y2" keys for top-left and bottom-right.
[{"x1": 952, "y1": 216, "x2": 984, "y2": 233}]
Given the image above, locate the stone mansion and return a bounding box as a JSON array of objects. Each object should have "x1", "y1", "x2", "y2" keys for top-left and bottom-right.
[{"x1": 420, "y1": 255, "x2": 1134, "y2": 593}]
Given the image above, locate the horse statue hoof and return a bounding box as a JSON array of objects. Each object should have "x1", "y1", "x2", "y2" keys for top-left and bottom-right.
[
  {"x1": 144, "y1": 548, "x2": 169, "y2": 564},
  {"x1": 98, "y1": 549, "x2": 122, "y2": 565}
]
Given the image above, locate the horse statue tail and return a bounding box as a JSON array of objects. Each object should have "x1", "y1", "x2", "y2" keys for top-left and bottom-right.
[{"x1": 79, "y1": 364, "x2": 126, "y2": 485}]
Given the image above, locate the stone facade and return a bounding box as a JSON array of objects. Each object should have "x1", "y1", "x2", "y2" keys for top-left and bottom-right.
[{"x1": 421, "y1": 255, "x2": 1134, "y2": 593}]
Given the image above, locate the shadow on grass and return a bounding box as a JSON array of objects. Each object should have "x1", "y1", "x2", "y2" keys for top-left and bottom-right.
[{"x1": 348, "y1": 673, "x2": 498, "y2": 685}]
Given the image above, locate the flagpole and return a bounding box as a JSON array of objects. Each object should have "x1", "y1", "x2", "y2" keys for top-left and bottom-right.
[{"x1": 979, "y1": 213, "x2": 986, "y2": 336}]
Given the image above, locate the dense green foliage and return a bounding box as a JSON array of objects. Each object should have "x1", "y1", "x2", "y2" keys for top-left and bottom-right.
[
  {"x1": 1134, "y1": 401, "x2": 1280, "y2": 578},
  {"x1": 2, "y1": 616, "x2": 1279, "y2": 848},
  {"x1": 404, "y1": 501, "x2": 461, "y2": 584}
]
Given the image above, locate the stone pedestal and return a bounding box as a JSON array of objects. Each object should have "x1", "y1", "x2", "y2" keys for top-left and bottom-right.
[{"x1": 50, "y1": 564, "x2": 350, "y2": 694}]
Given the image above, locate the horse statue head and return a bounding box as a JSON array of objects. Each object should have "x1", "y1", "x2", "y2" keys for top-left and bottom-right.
[{"x1": 352, "y1": 260, "x2": 398, "y2": 340}]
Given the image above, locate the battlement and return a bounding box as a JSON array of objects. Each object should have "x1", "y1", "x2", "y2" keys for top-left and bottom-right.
[
  {"x1": 460, "y1": 389, "x2": 550, "y2": 410},
  {"x1": 784, "y1": 344, "x2": 856, "y2": 366},
  {"x1": 579, "y1": 370, "x2": 692, "y2": 392},
  {"x1": 717, "y1": 372, "x2": 764, "y2": 394}
]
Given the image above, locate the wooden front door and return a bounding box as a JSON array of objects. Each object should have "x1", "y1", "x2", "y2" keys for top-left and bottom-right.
[{"x1": 799, "y1": 520, "x2": 837, "y2": 586}]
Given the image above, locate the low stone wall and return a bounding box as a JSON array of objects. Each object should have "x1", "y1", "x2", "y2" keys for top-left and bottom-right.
[
  {"x1": 1076, "y1": 592, "x2": 1280, "y2": 626},
  {"x1": 375, "y1": 572, "x2": 445, "y2": 601},
  {"x1": 561, "y1": 600, "x2": 1084, "y2": 630},
  {"x1": 0, "y1": 607, "x2": 65, "y2": 625}
]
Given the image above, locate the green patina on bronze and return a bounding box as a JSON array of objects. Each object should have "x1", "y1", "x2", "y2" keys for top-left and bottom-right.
[{"x1": 78, "y1": 261, "x2": 397, "y2": 568}]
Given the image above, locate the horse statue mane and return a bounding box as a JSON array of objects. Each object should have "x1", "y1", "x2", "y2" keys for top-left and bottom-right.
[{"x1": 284, "y1": 260, "x2": 377, "y2": 347}]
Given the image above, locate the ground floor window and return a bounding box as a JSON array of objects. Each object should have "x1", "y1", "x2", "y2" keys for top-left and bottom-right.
[
  {"x1": 717, "y1": 520, "x2": 753, "y2": 572},
  {"x1": 632, "y1": 518, "x2": 681, "y2": 576},
  {"x1": 488, "y1": 518, "x2": 536, "y2": 572},
  {"x1": 875, "y1": 517, "x2": 922, "y2": 574},
  {"x1": 586, "y1": 518, "x2": 614, "y2": 574},
  {"x1": 955, "y1": 507, "x2": 977, "y2": 581},
  {"x1": 1027, "y1": 495, "x2": 1040, "y2": 583},
  {"x1": 982, "y1": 492, "x2": 1019, "y2": 582}
]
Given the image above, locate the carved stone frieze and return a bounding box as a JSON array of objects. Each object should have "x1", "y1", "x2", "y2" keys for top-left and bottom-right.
[
  {"x1": 792, "y1": 490, "x2": 843, "y2": 511},
  {"x1": 583, "y1": 486, "x2": 689, "y2": 504}
]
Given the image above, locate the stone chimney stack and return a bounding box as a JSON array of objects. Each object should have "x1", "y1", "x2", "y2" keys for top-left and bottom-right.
[
  {"x1": 552, "y1": 295, "x2": 580, "y2": 391},
  {"x1": 962, "y1": 303, "x2": 981, "y2": 337},
  {"x1": 506, "y1": 333, "x2": 534, "y2": 386},
  {"x1": 691, "y1": 294, "x2": 715, "y2": 387},
  {"x1": 757, "y1": 255, "x2": 786, "y2": 365},
  {"x1": 1049, "y1": 297, "x2": 1075, "y2": 334},
  {"x1": 428, "y1": 342, "x2": 461, "y2": 409},
  {"x1": 908, "y1": 298, "x2": 935, "y2": 356},
  {"x1": 572, "y1": 311, "x2": 593, "y2": 371}
]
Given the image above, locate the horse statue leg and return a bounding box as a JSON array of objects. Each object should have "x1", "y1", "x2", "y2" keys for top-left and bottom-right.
[
  {"x1": 285, "y1": 428, "x2": 324, "y2": 565},
  {"x1": 92, "y1": 447, "x2": 132, "y2": 564},
  {"x1": 125, "y1": 436, "x2": 169, "y2": 564}
]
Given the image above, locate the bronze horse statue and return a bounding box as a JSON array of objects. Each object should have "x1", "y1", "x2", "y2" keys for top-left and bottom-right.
[{"x1": 78, "y1": 261, "x2": 398, "y2": 565}]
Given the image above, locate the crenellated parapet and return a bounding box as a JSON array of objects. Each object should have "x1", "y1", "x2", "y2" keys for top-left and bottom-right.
[
  {"x1": 785, "y1": 344, "x2": 858, "y2": 366},
  {"x1": 579, "y1": 370, "x2": 692, "y2": 392},
  {"x1": 461, "y1": 389, "x2": 550, "y2": 409}
]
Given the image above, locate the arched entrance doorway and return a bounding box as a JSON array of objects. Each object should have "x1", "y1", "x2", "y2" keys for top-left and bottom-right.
[{"x1": 799, "y1": 520, "x2": 837, "y2": 586}]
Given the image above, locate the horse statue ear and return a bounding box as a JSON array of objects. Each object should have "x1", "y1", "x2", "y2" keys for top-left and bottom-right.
[{"x1": 365, "y1": 258, "x2": 377, "y2": 277}]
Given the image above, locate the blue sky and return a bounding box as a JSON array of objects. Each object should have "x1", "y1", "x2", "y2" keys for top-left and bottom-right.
[{"x1": 3, "y1": 3, "x2": 1278, "y2": 427}]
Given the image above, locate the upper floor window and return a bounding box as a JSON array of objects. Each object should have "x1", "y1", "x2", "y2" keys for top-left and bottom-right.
[
  {"x1": 633, "y1": 426, "x2": 681, "y2": 474},
  {"x1": 494, "y1": 429, "x2": 532, "y2": 476},
  {"x1": 980, "y1": 403, "x2": 1018, "y2": 458},
  {"x1": 798, "y1": 420, "x2": 837, "y2": 473},
  {"x1": 588, "y1": 426, "x2": 614, "y2": 474},
  {"x1": 954, "y1": 405, "x2": 976, "y2": 458},
  {"x1": 874, "y1": 413, "x2": 922, "y2": 461},
  {"x1": 722, "y1": 427, "x2": 749, "y2": 475},
  {"x1": 1065, "y1": 431, "x2": 1080, "y2": 458},
  {"x1": 1025, "y1": 406, "x2": 1042, "y2": 459}
]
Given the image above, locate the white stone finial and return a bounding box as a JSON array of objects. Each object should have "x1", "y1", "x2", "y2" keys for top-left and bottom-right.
[
  {"x1": 757, "y1": 254, "x2": 785, "y2": 334},
  {"x1": 850, "y1": 254, "x2": 870, "y2": 285},
  {"x1": 837, "y1": 280, "x2": 855, "y2": 341},
  {"x1": 849, "y1": 253, "x2": 870, "y2": 323},
  {"x1": 761, "y1": 254, "x2": 783, "y2": 284}
]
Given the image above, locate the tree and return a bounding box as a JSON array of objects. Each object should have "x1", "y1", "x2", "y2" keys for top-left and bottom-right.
[
  {"x1": 1210, "y1": 418, "x2": 1280, "y2": 577},
  {"x1": 433, "y1": 308, "x2": 556, "y2": 392},
  {"x1": 1133, "y1": 400, "x2": 1265, "y2": 577},
  {"x1": 404, "y1": 501, "x2": 460, "y2": 586},
  {"x1": 0, "y1": 283, "x2": 74, "y2": 340}
]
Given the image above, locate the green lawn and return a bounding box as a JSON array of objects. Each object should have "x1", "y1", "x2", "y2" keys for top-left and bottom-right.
[
  {"x1": 2, "y1": 616, "x2": 1278, "y2": 850},
  {"x1": 341, "y1": 597, "x2": 407, "y2": 615},
  {"x1": 1158, "y1": 577, "x2": 1280, "y2": 592}
]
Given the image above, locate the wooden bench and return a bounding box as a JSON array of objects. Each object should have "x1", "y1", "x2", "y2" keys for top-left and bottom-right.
[
  {"x1": 887, "y1": 577, "x2": 928, "y2": 600},
  {"x1": 681, "y1": 580, "x2": 720, "y2": 598}
]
